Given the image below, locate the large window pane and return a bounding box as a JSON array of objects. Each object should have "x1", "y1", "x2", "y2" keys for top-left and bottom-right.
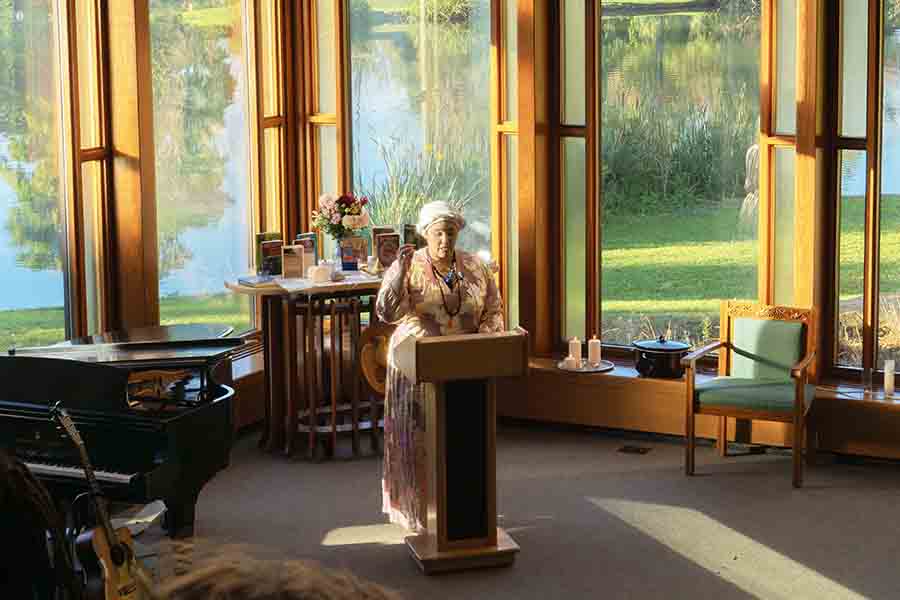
[
  {"x1": 82, "y1": 160, "x2": 104, "y2": 335},
  {"x1": 259, "y1": 0, "x2": 281, "y2": 118},
  {"x1": 840, "y1": 0, "x2": 867, "y2": 139},
  {"x1": 562, "y1": 0, "x2": 586, "y2": 125},
  {"x1": 316, "y1": 0, "x2": 336, "y2": 114},
  {"x1": 76, "y1": 0, "x2": 102, "y2": 148},
  {"x1": 773, "y1": 146, "x2": 796, "y2": 306},
  {"x1": 836, "y1": 150, "x2": 866, "y2": 368},
  {"x1": 0, "y1": 0, "x2": 67, "y2": 349},
  {"x1": 600, "y1": 3, "x2": 760, "y2": 346},
  {"x1": 775, "y1": 0, "x2": 797, "y2": 135},
  {"x1": 350, "y1": 0, "x2": 492, "y2": 256},
  {"x1": 150, "y1": 0, "x2": 252, "y2": 334},
  {"x1": 877, "y1": 9, "x2": 900, "y2": 367},
  {"x1": 505, "y1": 0, "x2": 517, "y2": 121},
  {"x1": 564, "y1": 137, "x2": 586, "y2": 339},
  {"x1": 506, "y1": 135, "x2": 519, "y2": 328},
  {"x1": 264, "y1": 126, "x2": 284, "y2": 232}
]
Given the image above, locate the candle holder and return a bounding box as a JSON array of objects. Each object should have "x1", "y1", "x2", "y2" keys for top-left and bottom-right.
[{"x1": 557, "y1": 358, "x2": 615, "y2": 373}]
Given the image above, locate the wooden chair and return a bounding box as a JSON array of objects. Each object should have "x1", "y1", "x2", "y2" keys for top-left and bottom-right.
[{"x1": 682, "y1": 301, "x2": 816, "y2": 488}]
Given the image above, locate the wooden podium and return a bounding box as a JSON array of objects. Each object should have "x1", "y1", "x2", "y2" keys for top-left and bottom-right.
[{"x1": 393, "y1": 328, "x2": 528, "y2": 574}]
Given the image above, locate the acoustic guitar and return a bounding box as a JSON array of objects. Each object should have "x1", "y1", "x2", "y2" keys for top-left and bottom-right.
[{"x1": 52, "y1": 404, "x2": 146, "y2": 600}]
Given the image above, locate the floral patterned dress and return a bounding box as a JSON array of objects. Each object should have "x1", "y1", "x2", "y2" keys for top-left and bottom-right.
[{"x1": 375, "y1": 248, "x2": 504, "y2": 531}]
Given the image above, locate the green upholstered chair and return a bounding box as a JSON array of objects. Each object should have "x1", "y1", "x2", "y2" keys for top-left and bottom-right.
[{"x1": 681, "y1": 301, "x2": 816, "y2": 488}]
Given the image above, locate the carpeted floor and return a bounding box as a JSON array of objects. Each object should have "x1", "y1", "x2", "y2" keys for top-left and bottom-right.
[{"x1": 166, "y1": 424, "x2": 900, "y2": 599}]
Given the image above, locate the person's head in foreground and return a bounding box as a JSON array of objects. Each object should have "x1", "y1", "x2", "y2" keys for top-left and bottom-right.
[{"x1": 148, "y1": 550, "x2": 402, "y2": 600}]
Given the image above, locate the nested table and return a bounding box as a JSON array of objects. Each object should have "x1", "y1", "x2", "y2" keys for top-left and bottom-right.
[{"x1": 226, "y1": 273, "x2": 383, "y2": 459}]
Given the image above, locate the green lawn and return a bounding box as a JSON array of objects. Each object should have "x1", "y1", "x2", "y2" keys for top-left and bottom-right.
[
  {"x1": 0, "y1": 294, "x2": 251, "y2": 351},
  {"x1": 1, "y1": 195, "x2": 893, "y2": 351}
]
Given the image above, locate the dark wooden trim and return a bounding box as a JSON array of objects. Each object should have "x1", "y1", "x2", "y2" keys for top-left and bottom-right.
[
  {"x1": 61, "y1": 0, "x2": 86, "y2": 337},
  {"x1": 821, "y1": 0, "x2": 840, "y2": 374},
  {"x1": 862, "y1": 0, "x2": 884, "y2": 371},
  {"x1": 281, "y1": 0, "x2": 299, "y2": 240},
  {"x1": 106, "y1": 1, "x2": 160, "y2": 329},
  {"x1": 79, "y1": 147, "x2": 109, "y2": 162},
  {"x1": 585, "y1": 0, "x2": 599, "y2": 338},
  {"x1": 251, "y1": 0, "x2": 267, "y2": 234},
  {"x1": 758, "y1": 0, "x2": 774, "y2": 304},
  {"x1": 490, "y1": 0, "x2": 504, "y2": 316},
  {"x1": 262, "y1": 115, "x2": 286, "y2": 128},
  {"x1": 794, "y1": 0, "x2": 821, "y2": 379},
  {"x1": 559, "y1": 125, "x2": 586, "y2": 138},
  {"x1": 517, "y1": 0, "x2": 554, "y2": 354},
  {"x1": 835, "y1": 136, "x2": 867, "y2": 150},
  {"x1": 336, "y1": 0, "x2": 352, "y2": 194}
]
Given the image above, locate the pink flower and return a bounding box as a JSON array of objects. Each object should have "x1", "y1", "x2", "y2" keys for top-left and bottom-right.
[{"x1": 331, "y1": 214, "x2": 342, "y2": 225}]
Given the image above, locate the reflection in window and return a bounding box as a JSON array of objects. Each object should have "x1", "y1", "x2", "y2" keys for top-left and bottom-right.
[
  {"x1": 349, "y1": 0, "x2": 492, "y2": 256},
  {"x1": 599, "y1": 3, "x2": 760, "y2": 346},
  {"x1": 150, "y1": 0, "x2": 252, "y2": 334},
  {"x1": 878, "y1": 10, "x2": 900, "y2": 367},
  {"x1": 836, "y1": 150, "x2": 865, "y2": 368},
  {"x1": 0, "y1": 0, "x2": 67, "y2": 350}
]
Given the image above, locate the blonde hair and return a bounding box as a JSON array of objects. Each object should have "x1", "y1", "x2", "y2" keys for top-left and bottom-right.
[{"x1": 148, "y1": 549, "x2": 401, "y2": 600}]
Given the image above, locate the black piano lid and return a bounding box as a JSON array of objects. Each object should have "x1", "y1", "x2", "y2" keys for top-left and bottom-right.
[
  {"x1": 0, "y1": 355, "x2": 130, "y2": 413},
  {"x1": 9, "y1": 337, "x2": 241, "y2": 369}
]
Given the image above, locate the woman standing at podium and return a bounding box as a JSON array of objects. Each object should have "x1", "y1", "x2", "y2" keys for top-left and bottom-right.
[{"x1": 376, "y1": 201, "x2": 504, "y2": 531}]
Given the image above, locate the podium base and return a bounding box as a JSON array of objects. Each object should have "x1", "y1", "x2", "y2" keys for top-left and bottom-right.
[{"x1": 405, "y1": 528, "x2": 519, "y2": 574}]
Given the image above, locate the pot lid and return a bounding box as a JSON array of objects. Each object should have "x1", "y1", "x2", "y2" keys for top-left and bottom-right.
[{"x1": 633, "y1": 335, "x2": 690, "y2": 352}]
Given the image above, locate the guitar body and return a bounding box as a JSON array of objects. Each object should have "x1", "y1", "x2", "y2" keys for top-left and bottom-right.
[{"x1": 76, "y1": 526, "x2": 142, "y2": 600}]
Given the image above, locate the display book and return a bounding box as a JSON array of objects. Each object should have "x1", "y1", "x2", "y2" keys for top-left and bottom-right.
[
  {"x1": 282, "y1": 233, "x2": 318, "y2": 278},
  {"x1": 237, "y1": 232, "x2": 281, "y2": 287},
  {"x1": 239, "y1": 232, "x2": 320, "y2": 287}
]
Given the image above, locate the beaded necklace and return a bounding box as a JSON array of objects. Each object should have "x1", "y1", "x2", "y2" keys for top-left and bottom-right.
[{"x1": 428, "y1": 252, "x2": 465, "y2": 328}]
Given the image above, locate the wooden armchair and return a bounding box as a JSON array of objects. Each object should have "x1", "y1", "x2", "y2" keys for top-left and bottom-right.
[{"x1": 682, "y1": 301, "x2": 816, "y2": 488}]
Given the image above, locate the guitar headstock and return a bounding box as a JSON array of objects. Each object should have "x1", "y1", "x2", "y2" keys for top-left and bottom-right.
[{"x1": 50, "y1": 402, "x2": 84, "y2": 448}]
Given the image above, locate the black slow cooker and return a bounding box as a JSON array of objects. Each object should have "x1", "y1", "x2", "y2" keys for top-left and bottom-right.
[{"x1": 633, "y1": 336, "x2": 691, "y2": 378}]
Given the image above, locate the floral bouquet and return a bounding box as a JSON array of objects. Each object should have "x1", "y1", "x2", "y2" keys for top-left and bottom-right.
[{"x1": 312, "y1": 193, "x2": 370, "y2": 239}]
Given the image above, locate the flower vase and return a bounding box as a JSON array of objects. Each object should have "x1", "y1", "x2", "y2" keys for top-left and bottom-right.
[{"x1": 332, "y1": 238, "x2": 344, "y2": 272}]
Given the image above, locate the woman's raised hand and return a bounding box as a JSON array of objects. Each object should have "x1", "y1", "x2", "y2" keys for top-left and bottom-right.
[{"x1": 396, "y1": 244, "x2": 416, "y2": 275}]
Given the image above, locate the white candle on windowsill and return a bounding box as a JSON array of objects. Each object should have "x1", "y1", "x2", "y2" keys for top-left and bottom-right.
[
  {"x1": 569, "y1": 337, "x2": 581, "y2": 364},
  {"x1": 588, "y1": 336, "x2": 602, "y2": 366},
  {"x1": 885, "y1": 360, "x2": 895, "y2": 398}
]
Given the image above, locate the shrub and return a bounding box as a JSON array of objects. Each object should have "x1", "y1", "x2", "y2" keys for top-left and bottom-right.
[{"x1": 403, "y1": 0, "x2": 476, "y2": 23}]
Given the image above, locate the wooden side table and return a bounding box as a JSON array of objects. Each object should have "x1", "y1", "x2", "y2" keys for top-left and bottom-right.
[{"x1": 226, "y1": 274, "x2": 384, "y2": 459}]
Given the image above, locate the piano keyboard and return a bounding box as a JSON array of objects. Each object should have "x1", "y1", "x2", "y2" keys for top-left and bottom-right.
[{"x1": 25, "y1": 461, "x2": 136, "y2": 485}]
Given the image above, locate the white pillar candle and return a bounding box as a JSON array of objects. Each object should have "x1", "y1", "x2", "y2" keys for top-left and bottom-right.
[
  {"x1": 588, "y1": 335, "x2": 602, "y2": 365},
  {"x1": 569, "y1": 337, "x2": 581, "y2": 361},
  {"x1": 885, "y1": 360, "x2": 895, "y2": 397},
  {"x1": 563, "y1": 356, "x2": 578, "y2": 370}
]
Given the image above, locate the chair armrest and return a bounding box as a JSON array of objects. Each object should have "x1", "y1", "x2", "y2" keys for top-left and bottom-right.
[
  {"x1": 791, "y1": 350, "x2": 816, "y2": 379},
  {"x1": 681, "y1": 341, "x2": 726, "y2": 368}
]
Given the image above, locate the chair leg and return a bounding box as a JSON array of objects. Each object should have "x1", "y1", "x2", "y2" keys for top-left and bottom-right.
[
  {"x1": 686, "y1": 418, "x2": 695, "y2": 476},
  {"x1": 805, "y1": 416, "x2": 817, "y2": 466},
  {"x1": 793, "y1": 417, "x2": 804, "y2": 488},
  {"x1": 717, "y1": 416, "x2": 728, "y2": 457}
]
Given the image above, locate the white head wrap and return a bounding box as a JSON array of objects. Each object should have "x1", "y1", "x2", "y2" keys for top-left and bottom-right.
[{"x1": 416, "y1": 201, "x2": 466, "y2": 235}]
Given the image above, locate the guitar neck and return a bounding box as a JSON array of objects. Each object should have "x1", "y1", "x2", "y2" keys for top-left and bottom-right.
[
  {"x1": 55, "y1": 408, "x2": 121, "y2": 552},
  {"x1": 76, "y1": 443, "x2": 118, "y2": 543}
]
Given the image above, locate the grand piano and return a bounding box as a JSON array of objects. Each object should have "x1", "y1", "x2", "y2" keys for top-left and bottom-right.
[{"x1": 0, "y1": 327, "x2": 239, "y2": 538}]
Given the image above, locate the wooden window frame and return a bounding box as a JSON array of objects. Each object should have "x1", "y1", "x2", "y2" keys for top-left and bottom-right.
[{"x1": 823, "y1": 0, "x2": 886, "y2": 380}]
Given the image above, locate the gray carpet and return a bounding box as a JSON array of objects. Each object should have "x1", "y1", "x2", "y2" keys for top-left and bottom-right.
[{"x1": 170, "y1": 424, "x2": 900, "y2": 599}]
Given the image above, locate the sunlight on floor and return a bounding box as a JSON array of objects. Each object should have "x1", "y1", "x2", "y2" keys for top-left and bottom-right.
[
  {"x1": 320, "y1": 524, "x2": 408, "y2": 547},
  {"x1": 589, "y1": 498, "x2": 864, "y2": 600}
]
